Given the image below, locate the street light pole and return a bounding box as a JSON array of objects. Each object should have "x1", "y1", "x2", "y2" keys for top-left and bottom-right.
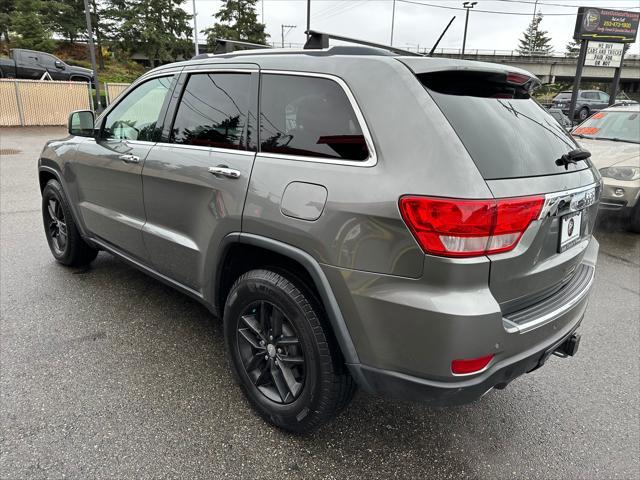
[
  {"x1": 461, "y1": 1, "x2": 477, "y2": 58},
  {"x1": 83, "y1": 0, "x2": 102, "y2": 112},
  {"x1": 306, "y1": 0, "x2": 311, "y2": 40},
  {"x1": 192, "y1": 0, "x2": 199, "y2": 56},
  {"x1": 390, "y1": 0, "x2": 396, "y2": 45}
]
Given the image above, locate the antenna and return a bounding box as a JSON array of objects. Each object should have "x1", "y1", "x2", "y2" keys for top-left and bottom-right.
[{"x1": 429, "y1": 16, "x2": 456, "y2": 57}]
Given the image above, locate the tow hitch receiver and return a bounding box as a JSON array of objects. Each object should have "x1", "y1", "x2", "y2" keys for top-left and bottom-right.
[{"x1": 553, "y1": 333, "x2": 581, "y2": 358}]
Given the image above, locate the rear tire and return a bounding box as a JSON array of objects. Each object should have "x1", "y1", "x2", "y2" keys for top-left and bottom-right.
[
  {"x1": 42, "y1": 179, "x2": 98, "y2": 266},
  {"x1": 223, "y1": 269, "x2": 355, "y2": 433}
]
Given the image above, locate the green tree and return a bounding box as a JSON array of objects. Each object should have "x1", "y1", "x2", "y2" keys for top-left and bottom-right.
[
  {"x1": 42, "y1": 0, "x2": 86, "y2": 43},
  {"x1": 0, "y1": 0, "x2": 16, "y2": 44},
  {"x1": 12, "y1": 0, "x2": 55, "y2": 51},
  {"x1": 204, "y1": 0, "x2": 268, "y2": 49},
  {"x1": 517, "y1": 12, "x2": 553, "y2": 56},
  {"x1": 565, "y1": 39, "x2": 580, "y2": 57},
  {"x1": 104, "y1": 0, "x2": 192, "y2": 67}
]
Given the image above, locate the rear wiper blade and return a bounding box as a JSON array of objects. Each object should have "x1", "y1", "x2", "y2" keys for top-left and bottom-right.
[{"x1": 555, "y1": 148, "x2": 591, "y2": 169}]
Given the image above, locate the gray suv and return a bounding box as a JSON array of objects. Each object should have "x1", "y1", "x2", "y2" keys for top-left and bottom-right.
[
  {"x1": 38, "y1": 44, "x2": 600, "y2": 433},
  {"x1": 552, "y1": 89, "x2": 610, "y2": 121}
]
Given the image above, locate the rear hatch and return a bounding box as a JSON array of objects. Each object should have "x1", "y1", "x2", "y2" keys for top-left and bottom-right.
[
  {"x1": 399, "y1": 59, "x2": 600, "y2": 312},
  {"x1": 552, "y1": 91, "x2": 573, "y2": 109}
]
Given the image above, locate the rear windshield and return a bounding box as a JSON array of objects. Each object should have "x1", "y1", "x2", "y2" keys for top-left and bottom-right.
[
  {"x1": 555, "y1": 92, "x2": 572, "y2": 100},
  {"x1": 419, "y1": 72, "x2": 586, "y2": 179}
]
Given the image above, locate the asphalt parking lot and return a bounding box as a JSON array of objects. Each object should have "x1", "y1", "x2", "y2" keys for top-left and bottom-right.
[{"x1": 1, "y1": 126, "x2": 639, "y2": 479}]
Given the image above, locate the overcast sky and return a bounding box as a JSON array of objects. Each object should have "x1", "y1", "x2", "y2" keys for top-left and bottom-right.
[{"x1": 188, "y1": 0, "x2": 640, "y2": 55}]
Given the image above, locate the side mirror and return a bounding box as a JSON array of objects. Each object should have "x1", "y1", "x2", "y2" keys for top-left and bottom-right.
[
  {"x1": 68, "y1": 110, "x2": 95, "y2": 137},
  {"x1": 54, "y1": 60, "x2": 65, "y2": 70}
]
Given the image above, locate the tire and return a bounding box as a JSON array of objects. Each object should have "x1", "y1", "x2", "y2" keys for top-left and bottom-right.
[
  {"x1": 629, "y1": 204, "x2": 640, "y2": 233},
  {"x1": 223, "y1": 269, "x2": 355, "y2": 433},
  {"x1": 42, "y1": 179, "x2": 98, "y2": 266},
  {"x1": 578, "y1": 107, "x2": 590, "y2": 121}
]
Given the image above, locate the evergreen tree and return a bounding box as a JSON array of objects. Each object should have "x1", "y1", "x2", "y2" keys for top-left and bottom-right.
[
  {"x1": 0, "y1": 0, "x2": 16, "y2": 44},
  {"x1": 204, "y1": 0, "x2": 268, "y2": 49},
  {"x1": 565, "y1": 39, "x2": 580, "y2": 57},
  {"x1": 517, "y1": 12, "x2": 553, "y2": 56},
  {"x1": 12, "y1": 0, "x2": 55, "y2": 51},
  {"x1": 42, "y1": 0, "x2": 86, "y2": 43},
  {"x1": 104, "y1": 0, "x2": 192, "y2": 67}
]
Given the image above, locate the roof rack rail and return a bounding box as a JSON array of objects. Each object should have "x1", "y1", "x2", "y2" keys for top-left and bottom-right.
[
  {"x1": 191, "y1": 38, "x2": 271, "y2": 59},
  {"x1": 304, "y1": 30, "x2": 423, "y2": 57}
]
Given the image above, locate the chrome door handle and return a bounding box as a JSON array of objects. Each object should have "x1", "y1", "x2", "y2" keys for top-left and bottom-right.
[
  {"x1": 208, "y1": 166, "x2": 241, "y2": 179},
  {"x1": 119, "y1": 154, "x2": 140, "y2": 164}
]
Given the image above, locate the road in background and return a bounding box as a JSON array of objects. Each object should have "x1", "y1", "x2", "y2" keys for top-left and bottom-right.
[{"x1": 1, "y1": 127, "x2": 639, "y2": 479}]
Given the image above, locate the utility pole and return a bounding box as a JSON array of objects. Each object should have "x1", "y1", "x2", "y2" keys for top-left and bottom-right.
[
  {"x1": 567, "y1": 40, "x2": 588, "y2": 122},
  {"x1": 192, "y1": 0, "x2": 199, "y2": 56},
  {"x1": 281, "y1": 25, "x2": 296, "y2": 48},
  {"x1": 306, "y1": 0, "x2": 311, "y2": 40},
  {"x1": 531, "y1": 0, "x2": 538, "y2": 24},
  {"x1": 390, "y1": 0, "x2": 396, "y2": 45},
  {"x1": 461, "y1": 1, "x2": 477, "y2": 58},
  {"x1": 83, "y1": 0, "x2": 102, "y2": 112},
  {"x1": 608, "y1": 45, "x2": 627, "y2": 106}
]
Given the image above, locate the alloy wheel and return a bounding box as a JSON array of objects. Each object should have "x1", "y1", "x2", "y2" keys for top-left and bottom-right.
[
  {"x1": 46, "y1": 198, "x2": 67, "y2": 255},
  {"x1": 236, "y1": 300, "x2": 306, "y2": 404}
]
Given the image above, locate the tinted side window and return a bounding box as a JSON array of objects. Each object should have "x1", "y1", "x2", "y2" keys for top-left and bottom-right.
[
  {"x1": 103, "y1": 76, "x2": 173, "y2": 141},
  {"x1": 171, "y1": 73, "x2": 251, "y2": 150},
  {"x1": 260, "y1": 74, "x2": 369, "y2": 161},
  {"x1": 39, "y1": 54, "x2": 56, "y2": 67}
]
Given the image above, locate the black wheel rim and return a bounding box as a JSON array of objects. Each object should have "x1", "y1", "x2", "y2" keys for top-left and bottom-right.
[
  {"x1": 236, "y1": 300, "x2": 306, "y2": 404},
  {"x1": 45, "y1": 198, "x2": 67, "y2": 255}
]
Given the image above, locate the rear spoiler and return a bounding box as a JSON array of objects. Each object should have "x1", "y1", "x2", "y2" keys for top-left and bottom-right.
[{"x1": 398, "y1": 57, "x2": 541, "y2": 88}]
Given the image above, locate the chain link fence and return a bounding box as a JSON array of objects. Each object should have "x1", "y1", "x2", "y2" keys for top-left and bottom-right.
[{"x1": 0, "y1": 80, "x2": 132, "y2": 127}]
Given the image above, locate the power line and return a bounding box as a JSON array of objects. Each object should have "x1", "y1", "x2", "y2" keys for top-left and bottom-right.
[
  {"x1": 397, "y1": 0, "x2": 579, "y2": 15},
  {"x1": 492, "y1": 0, "x2": 640, "y2": 9}
]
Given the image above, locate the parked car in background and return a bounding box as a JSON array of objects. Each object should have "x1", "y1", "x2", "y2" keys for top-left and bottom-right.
[
  {"x1": 553, "y1": 89, "x2": 610, "y2": 121},
  {"x1": 572, "y1": 104, "x2": 640, "y2": 232},
  {"x1": 0, "y1": 49, "x2": 93, "y2": 82},
  {"x1": 38, "y1": 47, "x2": 599, "y2": 433},
  {"x1": 548, "y1": 107, "x2": 573, "y2": 130}
]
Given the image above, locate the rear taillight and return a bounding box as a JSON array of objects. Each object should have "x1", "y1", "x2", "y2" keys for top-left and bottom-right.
[{"x1": 398, "y1": 195, "x2": 544, "y2": 258}]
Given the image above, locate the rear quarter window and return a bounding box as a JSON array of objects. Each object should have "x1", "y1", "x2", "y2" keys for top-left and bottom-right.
[
  {"x1": 418, "y1": 71, "x2": 586, "y2": 179},
  {"x1": 259, "y1": 74, "x2": 369, "y2": 161}
]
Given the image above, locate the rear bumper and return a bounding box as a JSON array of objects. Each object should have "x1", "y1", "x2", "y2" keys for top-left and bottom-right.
[
  {"x1": 348, "y1": 318, "x2": 582, "y2": 405},
  {"x1": 326, "y1": 237, "x2": 598, "y2": 405}
]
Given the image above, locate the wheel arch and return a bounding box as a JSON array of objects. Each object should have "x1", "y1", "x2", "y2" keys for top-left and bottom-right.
[
  {"x1": 214, "y1": 233, "x2": 360, "y2": 365},
  {"x1": 38, "y1": 165, "x2": 90, "y2": 239}
]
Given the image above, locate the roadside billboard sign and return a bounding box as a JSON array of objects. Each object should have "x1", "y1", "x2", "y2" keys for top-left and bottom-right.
[
  {"x1": 584, "y1": 41, "x2": 624, "y2": 67},
  {"x1": 574, "y1": 7, "x2": 639, "y2": 43}
]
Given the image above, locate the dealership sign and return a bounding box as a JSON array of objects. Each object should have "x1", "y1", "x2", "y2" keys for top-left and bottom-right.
[
  {"x1": 584, "y1": 41, "x2": 624, "y2": 67},
  {"x1": 574, "y1": 7, "x2": 639, "y2": 43}
]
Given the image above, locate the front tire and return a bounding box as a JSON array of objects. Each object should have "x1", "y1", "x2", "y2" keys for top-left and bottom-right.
[
  {"x1": 42, "y1": 179, "x2": 98, "y2": 266},
  {"x1": 629, "y1": 204, "x2": 640, "y2": 233},
  {"x1": 223, "y1": 269, "x2": 355, "y2": 433}
]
